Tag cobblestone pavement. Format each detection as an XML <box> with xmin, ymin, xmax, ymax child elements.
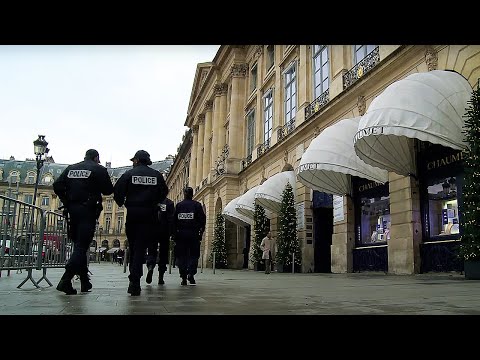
<box><xmin>1</xmin><ymin>262</ymin><xmax>480</xmax><ymax>315</ymax></box>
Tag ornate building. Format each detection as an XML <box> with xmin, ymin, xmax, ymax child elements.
<box><xmin>0</xmin><ymin>156</ymin><xmax>172</xmax><ymax>251</ymax></box>
<box><xmin>167</xmin><ymin>45</ymin><xmax>480</xmax><ymax>274</ymax></box>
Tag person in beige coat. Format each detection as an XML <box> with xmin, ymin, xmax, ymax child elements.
<box><xmin>260</xmin><ymin>231</ymin><xmax>275</xmax><ymax>274</ymax></box>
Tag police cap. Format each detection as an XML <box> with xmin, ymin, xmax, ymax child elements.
<box><xmin>130</xmin><ymin>150</ymin><xmax>152</xmax><ymax>165</ymax></box>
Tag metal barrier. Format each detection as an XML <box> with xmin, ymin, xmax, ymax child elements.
<box><xmin>0</xmin><ymin>195</ymin><xmax>70</xmax><ymax>288</ymax></box>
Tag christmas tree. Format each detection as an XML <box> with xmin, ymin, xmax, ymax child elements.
<box><xmin>459</xmin><ymin>85</ymin><xmax>480</xmax><ymax>262</ymax></box>
<box><xmin>276</xmin><ymin>182</ymin><xmax>302</xmax><ymax>267</ymax></box>
<box><xmin>209</xmin><ymin>213</ymin><xmax>228</xmax><ymax>268</ymax></box>
<box><xmin>251</xmin><ymin>203</ymin><xmax>269</xmax><ymax>266</ymax></box>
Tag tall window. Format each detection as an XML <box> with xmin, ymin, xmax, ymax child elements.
<box><xmin>263</xmin><ymin>90</ymin><xmax>273</xmax><ymax>143</ymax></box>
<box><xmin>9</xmin><ymin>172</ymin><xmax>19</xmax><ymax>184</ymax></box>
<box><xmin>106</xmin><ymin>199</ymin><xmax>113</xmax><ymax>211</ymax></box>
<box><xmin>116</xmin><ymin>215</ymin><xmax>123</xmax><ymax>234</ymax></box>
<box><xmin>313</xmin><ymin>45</ymin><xmax>329</xmax><ymax>99</ymax></box>
<box><xmin>41</xmin><ymin>196</ymin><xmax>50</xmax><ymax>206</ymax></box>
<box><xmin>266</xmin><ymin>45</ymin><xmax>275</xmax><ymax>71</ymax></box>
<box><xmin>354</xmin><ymin>45</ymin><xmax>376</xmax><ymax>64</ymax></box>
<box><xmin>246</xmin><ymin>109</ymin><xmax>255</xmax><ymax>156</ymax></box>
<box><xmin>24</xmin><ymin>194</ymin><xmax>33</xmax><ymax>204</ymax></box>
<box><xmin>250</xmin><ymin>64</ymin><xmax>257</xmax><ymax>93</ymax></box>
<box><xmin>105</xmin><ymin>216</ymin><xmax>111</xmax><ymax>234</ymax></box>
<box><xmin>284</xmin><ymin>63</ymin><xmax>297</xmax><ymax>124</ymax></box>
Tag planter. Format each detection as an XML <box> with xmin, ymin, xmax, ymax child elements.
<box><xmin>464</xmin><ymin>260</ymin><xmax>480</xmax><ymax>280</ymax></box>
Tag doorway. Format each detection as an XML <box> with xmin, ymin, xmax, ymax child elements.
<box><xmin>313</xmin><ymin>207</ymin><xmax>333</xmax><ymax>273</ymax></box>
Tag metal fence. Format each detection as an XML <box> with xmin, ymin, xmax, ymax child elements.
<box><xmin>0</xmin><ymin>195</ymin><xmax>72</xmax><ymax>288</ymax></box>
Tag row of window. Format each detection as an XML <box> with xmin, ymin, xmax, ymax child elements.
<box><xmin>3</xmin><ymin>172</ymin><xmax>54</xmax><ymax>185</ymax></box>
<box><xmin>244</xmin><ymin>45</ymin><xmax>375</xmax><ymax>160</ymax></box>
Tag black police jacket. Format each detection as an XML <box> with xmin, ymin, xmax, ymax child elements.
<box><xmin>53</xmin><ymin>159</ymin><xmax>113</xmax><ymax>208</ymax></box>
<box><xmin>158</xmin><ymin>197</ymin><xmax>175</xmax><ymax>237</ymax></box>
<box><xmin>173</xmin><ymin>199</ymin><xmax>206</xmax><ymax>242</ymax></box>
<box><xmin>113</xmin><ymin>164</ymin><xmax>168</xmax><ymax>223</ymax></box>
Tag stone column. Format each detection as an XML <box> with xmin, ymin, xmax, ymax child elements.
<box><xmin>196</xmin><ymin>114</ymin><xmax>205</xmax><ymax>187</ymax></box>
<box><xmin>211</xmin><ymin>83</ymin><xmax>227</xmax><ymax>174</ymax></box>
<box><xmin>227</xmin><ymin>63</ymin><xmax>247</xmax><ymax>174</ymax></box>
<box><xmin>189</xmin><ymin>125</ymin><xmax>198</xmax><ymax>187</ymax></box>
<box><xmin>388</xmin><ymin>173</ymin><xmax>422</xmax><ymax>274</ymax></box>
<box><xmin>331</xmin><ymin>195</ymin><xmax>355</xmax><ymax>273</ymax></box>
<box><xmin>203</xmin><ymin>100</ymin><xmax>213</xmax><ymax>181</ymax></box>
<box><xmin>217</xmin><ymin>86</ymin><xmax>228</xmax><ymax>159</ymax></box>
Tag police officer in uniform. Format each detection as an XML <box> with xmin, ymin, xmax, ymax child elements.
<box><xmin>54</xmin><ymin>149</ymin><xmax>114</xmax><ymax>295</ymax></box>
<box><xmin>113</xmin><ymin>150</ymin><xmax>168</xmax><ymax>296</ymax></box>
<box><xmin>173</xmin><ymin>187</ymin><xmax>206</xmax><ymax>285</ymax></box>
<box><xmin>145</xmin><ymin>196</ymin><xmax>175</xmax><ymax>285</ymax></box>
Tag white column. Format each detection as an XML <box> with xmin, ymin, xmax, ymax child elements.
<box><xmin>228</xmin><ymin>63</ymin><xmax>247</xmax><ymax>162</ymax></box>
<box><xmin>203</xmin><ymin>100</ymin><xmax>213</xmax><ymax>180</ymax></box>
<box><xmin>196</xmin><ymin>114</ymin><xmax>205</xmax><ymax>187</ymax></box>
<box><xmin>189</xmin><ymin>125</ymin><xmax>198</xmax><ymax>187</ymax></box>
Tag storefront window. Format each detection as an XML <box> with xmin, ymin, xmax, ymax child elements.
<box><xmin>427</xmin><ymin>176</ymin><xmax>460</xmax><ymax>237</ymax></box>
<box><xmin>353</xmin><ymin>177</ymin><xmax>390</xmax><ymax>246</ymax></box>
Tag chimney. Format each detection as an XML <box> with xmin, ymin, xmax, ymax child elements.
<box><xmin>105</xmin><ymin>162</ymin><xmax>111</xmax><ymax>169</ymax></box>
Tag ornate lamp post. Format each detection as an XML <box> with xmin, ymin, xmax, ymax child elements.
<box><xmin>32</xmin><ymin>135</ymin><xmax>49</xmax><ymax>207</ymax></box>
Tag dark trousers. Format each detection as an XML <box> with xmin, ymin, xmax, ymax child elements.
<box><xmin>146</xmin><ymin>234</ymin><xmax>170</xmax><ymax>273</ymax></box>
<box><xmin>125</xmin><ymin>221</ymin><xmax>155</xmax><ymax>283</ymax></box>
<box><xmin>65</xmin><ymin>204</ymin><xmax>96</xmax><ymax>279</ymax></box>
<box><xmin>175</xmin><ymin>240</ymin><xmax>200</xmax><ymax>278</ymax></box>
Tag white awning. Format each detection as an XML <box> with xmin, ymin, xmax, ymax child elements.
<box><xmin>222</xmin><ymin>196</ymin><xmax>253</xmax><ymax>226</ymax></box>
<box><xmin>235</xmin><ymin>186</ymin><xmax>260</xmax><ymax>220</ymax></box>
<box><xmin>298</xmin><ymin>117</ymin><xmax>388</xmax><ymax>195</ymax></box>
<box><xmin>96</xmin><ymin>247</ymin><xmax>107</xmax><ymax>253</ymax></box>
<box><xmin>255</xmin><ymin>171</ymin><xmax>296</xmax><ymax>213</ymax></box>
<box><xmin>354</xmin><ymin>70</ymin><xmax>472</xmax><ymax>176</ymax></box>
<box><xmin>107</xmin><ymin>247</ymin><xmax>120</xmax><ymax>254</ymax></box>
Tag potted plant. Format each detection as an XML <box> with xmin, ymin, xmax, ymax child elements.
<box><xmin>459</xmin><ymin>85</ymin><xmax>480</xmax><ymax>280</ymax></box>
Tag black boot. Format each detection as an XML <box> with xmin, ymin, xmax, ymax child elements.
<box><xmin>80</xmin><ymin>274</ymin><xmax>92</xmax><ymax>293</ymax></box>
<box><xmin>127</xmin><ymin>280</ymin><xmax>141</xmax><ymax>296</ymax></box>
<box><xmin>158</xmin><ymin>271</ymin><xmax>165</xmax><ymax>285</ymax></box>
<box><xmin>187</xmin><ymin>274</ymin><xmax>196</xmax><ymax>285</ymax></box>
<box><xmin>56</xmin><ymin>271</ymin><xmax>77</xmax><ymax>295</ymax></box>
<box><xmin>146</xmin><ymin>265</ymin><xmax>154</xmax><ymax>284</ymax></box>
<box><xmin>181</xmin><ymin>275</ymin><xmax>187</xmax><ymax>286</ymax></box>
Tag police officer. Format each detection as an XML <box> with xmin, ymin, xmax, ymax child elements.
<box><xmin>173</xmin><ymin>187</ymin><xmax>206</xmax><ymax>285</ymax></box>
<box><xmin>145</xmin><ymin>196</ymin><xmax>174</xmax><ymax>285</ymax></box>
<box><xmin>53</xmin><ymin>149</ymin><xmax>114</xmax><ymax>295</ymax></box>
<box><xmin>113</xmin><ymin>150</ymin><xmax>168</xmax><ymax>296</ymax></box>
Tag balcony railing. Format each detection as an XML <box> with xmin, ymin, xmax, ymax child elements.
<box><xmin>343</xmin><ymin>47</ymin><xmax>380</xmax><ymax>89</ymax></box>
<box><xmin>215</xmin><ymin>144</ymin><xmax>229</xmax><ymax>175</ymax></box>
<box><xmin>202</xmin><ymin>178</ymin><xmax>207</xmax><ymax>187</ymax></box>
<box><xmin>257</xmin><ymin>138</ymin><xmax>271</xmax><ymax>158</ymax></box>
<box><xmin>305</xmin><ymin>89</ymin><xmax>329</xmax><ymax>120</ymax></box>
<box><xmin>277</xmin><ymin>119</ymin><xmax>296</xmax><ymax>144</ymax></box>
<box><xmin>241</xmin><ymin>153</ymin><xmax>252</xmax><ymax>170</ymax></box>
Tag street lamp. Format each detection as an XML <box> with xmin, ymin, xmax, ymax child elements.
<box><xmin>32</xmin><ymin>135</ymin><xmax>49</xmax><ymax>207</ymax></box>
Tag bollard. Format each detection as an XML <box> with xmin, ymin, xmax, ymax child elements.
<box><xmin>291</xmin><ymin>253</ymin><xmax>295</xmax><ymax>274</ymax></box>
<box><xmin>168</xmin><ymin>249</ymin><xmax>172</xmax><ymax>274</ymax></box>
<box><xmin>123</xmin><ymin>247</ymin><xmax>128</xmax><ymax>273</ymax></box>
<box><xmin>201</xmin><ymin>251</ymin><xmax>203</xmax><ymax>273</ymax></box>
<box><xmin>213</xmin><ymin>252</ymin><xmax>216</xmax><ymax>274</ymax></box>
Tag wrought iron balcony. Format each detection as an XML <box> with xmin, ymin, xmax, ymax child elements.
<box><xmin>202</xmin><ymin>178</ymin><xmax>207</xmax><ymax>187</ymax></box>
<box><xmin>277</xmin><ymin>119</ymin><xmax>296</xmax><ymax>144</ymax></box>
<box><xmin>195</xmin><ymin>186</ymin><xmax>200</xmax><ymax>193</ymax></box>
<box><xmin>343</xmin><ymin>47</ymin><xmax>380</xmax><ymax>89</ymax></box>
<box><xmin>256</xmin><ymin>138</ymin><xmax>271</xmax><ymax>158</ymax></box>
<box><xmin>215</xmin><ymin>144</ymin><xmax>229</xmax><ymax>175</ymax></box>
<box><xmin>305</xmin><ymin>89</ymin><xmax>329</xmax><ymax>120</ymax></box>
<box><xmin>241</xmin><ymin>153</ymin><xmax>252</xmax><ymax>170</ymax></box>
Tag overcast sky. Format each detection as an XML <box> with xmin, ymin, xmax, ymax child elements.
<box><xmin>0</xmin><ymin>45</ymin><xmax>220</xmax><ymax>167</ymax></box>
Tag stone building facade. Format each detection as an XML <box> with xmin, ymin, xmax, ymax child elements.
<box><xmin>167</xmin><ymin>45</ymin><xmax>480</xmax><ymax>274</ymax></box>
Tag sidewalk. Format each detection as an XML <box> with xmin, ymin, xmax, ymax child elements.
<box><xmin>1</xmin><ymin>262</ymin><xmax>480</xmax><ymax>315</ymax></box>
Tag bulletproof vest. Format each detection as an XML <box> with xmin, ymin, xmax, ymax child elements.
<box><xmin>62</xmin><ymin>160</ymin><xmax>107</xmax><ymax>205</ymax></box>
<box><xmin>175</xmin><ymin>199</ymin><xmax>202</xmax><ymax>233</ymax></box>
<box><xmin>123</xmin><ymin>165</ymin><xmax>166</xmax><ymax>208</ymax></box>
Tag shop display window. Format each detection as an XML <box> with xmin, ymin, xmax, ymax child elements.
<box><xmin>427</xmin><ymin>176</ymin><xmax>460</xmax><ymax>237</ymax></box>
<box><xmin>358</xmin><ymin>195</ymin><xmax>390</xmax><ymax>245</ymax></box>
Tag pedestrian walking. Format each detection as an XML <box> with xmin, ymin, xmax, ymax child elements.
<box><xmin>53</xmin><ymin>149</ymin><xmax>114</xmax><ymax>295</ymax></box>
<box><xmin>145</xmin><ymin>196</ymin><xmax>175</xmax><ymax>285</ymax></box>
<box><xmin>173</xmin><ymin>187</ymin><xmax>206</xmax><ymax>285</ymax></box>
<box><xmin>260</xmin><ymin>231</ymin><xmax>275</xmax><ymax>274</ymax></box>
<box><xmin>113</xmin><ymin>150</ymin><xmax>168</xmax><ymax>296</ymax></box>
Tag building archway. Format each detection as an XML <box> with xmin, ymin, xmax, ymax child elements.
<box><xmin>113</xmin><ymin>239</ymin><xmax>120</xmax><ymax>248</ymax></box>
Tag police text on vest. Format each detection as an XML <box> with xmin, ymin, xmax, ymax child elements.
<box><xmin>178</xmin><ymin>212</ymin><xmax>194</xmax><ymax>219</ymax></box>
<box><xmin>132</xmin><ymin>176</ymin><xmax>157</xmax><ymax>185</ymax></box>
<box><xmin>67</xmin><ymin>170</ymin><xmax>91</xmax><ymax>178</ymax></box>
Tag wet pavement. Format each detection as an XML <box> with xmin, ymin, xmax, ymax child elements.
<box><xmin>1</xmin><ymin>262</ymin><xmax>479</xmax><ymax>315</ymax></box>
